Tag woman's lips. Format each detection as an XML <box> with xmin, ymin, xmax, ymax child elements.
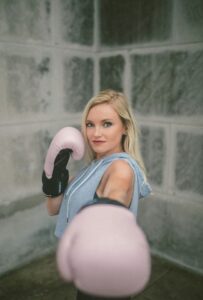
<box><xmin>92</xmin><ymin>140</ymin><xmax>105</xmax><ymax>145</ymax></box>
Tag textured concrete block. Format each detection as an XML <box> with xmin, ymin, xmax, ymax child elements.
<box><xmin>170</xmin><ymin>50</ymin><xmax>203</xmax><ymax>115</ymax></box>
<box><xmin>0</xmin><ymin>126</ymin><xmax>52</xmax><ymax>205</ymax></box>
<box><xmin>99</xmin><ymin>55</ymin><xmax>124</xmax><ymax>91</ymax></box>
<box><xmin>164</xmin><ymin>199</ymin><xmax>203</xmax><ymax>272</ymax></box>
<box><xmin>100</xmin><ymin>0</ymin><xmax>172</xmax><ymax>45</ymax></box>
<box><xmin>175</xmin><ymin>0</ymin><xmax>203</xmax><ymax>42</ymax></box>
<box><xmin>63</xmin><ymin>56</ymin><xmax>94</xmax><ymax>112</ymax></box>
<box><xmin>0</xmin><ymin>52</ymin><xmax>7</xmax><ymax>120</ymax></box>
<box><xmin>131</xmin><ymin>50</ymin><xmax>203</xmax><ymax>115</ymax></box>
<box><xmin>58</xmin><ymin>0</ymin><xmax>94</xmax><ymax>45</ymax></box>
<box><xmin>175</xmin><ymin>132</ymin><xmax>203</xmax><ymax>195</ymax></box>
<box><xmin>0</xmin><ymin>204</ymin><xmax>57</xmax><ymax>275</ymax></box>
<box><xmin>141</xmin><ymin>126</ymin><xmax>165</xmax><ymax>186</ymax></box>
<box><xmin>131</xmin><ymin>54</ymin><xmax>153</xmax><ymax>114</ymax></box>
<box><xmin>0</xmin><ymin>0</ymin><xmax>51</xmax><ymax>42</ymax></box>
<box><xmin>138</xmin><ymin>196</ymin><xmax>203</xmax><ymax>273</ymax></box>
<box><xmin>1</xmin><ymin>52</ymin><xmax>52</xmax><ymax>118</ymax></box>
<box><xmin>138</xmin><ymin>197</ymin><xmax>168</xmax><ymax>248</ymax></box>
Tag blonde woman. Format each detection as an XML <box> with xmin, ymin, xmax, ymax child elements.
<box><xmin>45</xmin><ymin>89</ymin><xmax>151</xmax><ymax>299</ymax></box>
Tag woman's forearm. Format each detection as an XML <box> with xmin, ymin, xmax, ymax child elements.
<box><xmin>46</xmin><ymin>194</ymin><xmax>63</xmax><ymax>215</ymax></box>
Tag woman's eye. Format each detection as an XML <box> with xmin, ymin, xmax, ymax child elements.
<box><xmin>86</xmin><ymin>122</ymin><xmax>93</xmax><ymax>128</ymax></box>
<box><xmin>103</xmin><ymin>122</ymin><xmax>112</xmax><ymax>128</ymax></box>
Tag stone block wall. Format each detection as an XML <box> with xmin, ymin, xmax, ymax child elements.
<box><xmin>0</xmin><ymin>0</ymin><xmax>202</xmax><ymax>275</ymax></box>
<box><xmin>0</xmin><ymin>0</ymin><xmax>95</xmax><ymax>275</ymax></box>
<box><xmin>99</xmin><ymin>0</ymin><xmax>203</xmax><ymax>273</ymax></box>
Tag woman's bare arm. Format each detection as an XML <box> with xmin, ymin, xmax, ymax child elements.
<box><xmin>97</xmin><ymin>160</ymin><xmax>134</xmax><ymax>207</ymax></box>
<box><xmin>46</xmin><ymin>194</ymin><xmax>63</xmax><ymax>215</ymax></box>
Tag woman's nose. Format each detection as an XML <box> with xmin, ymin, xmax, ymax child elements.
<box><xmin>93</xmin><ymin>126</ymin><xmax>102</xmax><ymax>137</ymax></box>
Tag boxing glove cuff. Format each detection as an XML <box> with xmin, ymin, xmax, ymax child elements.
<box><xmin>42</xmin><ymin>169</ymin><xmax>69</xmax><ymax>197</ymax></box>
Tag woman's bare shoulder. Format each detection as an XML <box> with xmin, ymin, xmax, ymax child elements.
<box><xmin>106</xmin><ymin>159</ymin><xmax>134</xmax><ymax>179</ymax></box>
<box><xmin>97</xmin><ymin>159</ymin><xmax>134</xmax><ymax>206</ymax></box>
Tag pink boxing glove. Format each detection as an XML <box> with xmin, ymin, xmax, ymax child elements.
<box><xmin>44</xmin><ymin>127</ymin><xmax>85</xmax><ymax>178</ymax></box>
<box><xmin>42</xmin><ymin>127</ymin><xmax>85</xmax><ymax>197</ymax></box>
<box><xmin>57</xmin><ymin>202</ymin><xmax>151</xmax><ymax>298</ymax></box>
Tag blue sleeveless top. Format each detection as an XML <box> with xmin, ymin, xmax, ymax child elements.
<box><xmin>55</xmin><ymin>152</ymin><xmax>151</xmax><ymax>238</ymax></box>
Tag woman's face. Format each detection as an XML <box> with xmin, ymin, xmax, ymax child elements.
<box><xmin>86</xmin><ymin>103</ymin><xmax>126</xmax><ymax>159</ymax></box>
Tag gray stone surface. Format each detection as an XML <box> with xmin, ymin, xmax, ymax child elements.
<box><xmin>131</xmin><ymin>54</ymin><xmax>154</xmax><ymax>114</ymax></box>
<box><xmin>0</xmin><ymin>126</ymin><xmax>51</xmax><ymax>204</ymax></box>
<box><xmin>175</xmin><ymin>132</ymin><xmax>203</xmax><ymax>195</ymax></box>
<box><xmin>163</xmin><ymin>199</ymin><xmax>203</xmax><ymax>271</ymax></box>
<box><xmin>58</xmin><ymin>0</ymin><xmax>94</xmax><ymax>45</ymax></box>
<box><xmin>63</xmin><ymin>56</ymin><xmax>94</xmax><ymax>112</ymax></box>
<box><xmin>170</xmin><ymin>50</ymin><xmax>203</xmax><ymax>115</ymax></box>
<box><xmin>99</xmin><ymin>55</ymin><xmax>124</xmax><ymax>91</ymax></box>
<box><xmin>0</xmin><ymin>0</ymin><xmax>51</xmax><ymax>42</ymax></box>
<box><xmin>0</xmin><ymin>51</ymin><xmax>52</xmax><ymax>118</ymax></box>
<box><xmin>0</xmin><ymin>203</ymin><xmax>57</xmax><ymax>275</ymax></box>
<box><xmin>100</xmin><ymin>0</ymin><xmax>172</xmax><ymax>45</ymax></box>
<box><xmin>138</xmin><ymin>196</ymin><xmax>203</xmax><ymax>273</ymax></box>
<box><xmin>174</xmin><ymin>0</ymin><xmax>203</xmax><ymax>42</ymax></box>
<box><xmin>140</xmin><ymin>126</ymin><xmax>165</xmax><ymax>186</ymax></box>
<box><xmin>131</xmin><ymin>50</ymin><xmax>203</xmax><ymax>115</ymax></box>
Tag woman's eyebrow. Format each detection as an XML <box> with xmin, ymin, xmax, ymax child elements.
<box><xmin>86</xmin><ymin>118</ymin><xmax>113</xmax><ymax>123</ymax></box>
<box><xmin>102</xmin><ymin>119</ymin><xmax>113</xmax><ymax>121</ymax></box>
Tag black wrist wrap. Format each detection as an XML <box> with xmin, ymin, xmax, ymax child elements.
<box><xmin>42</xmin><ymin>149</ymin><xmax>71</xmax><ymax>197</ymax></box>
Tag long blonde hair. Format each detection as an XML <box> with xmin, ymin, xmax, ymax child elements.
<box><xmin>81</xmin><ymin>89</ymin><xmax>146</xmax><ymax>176</ymax></box>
